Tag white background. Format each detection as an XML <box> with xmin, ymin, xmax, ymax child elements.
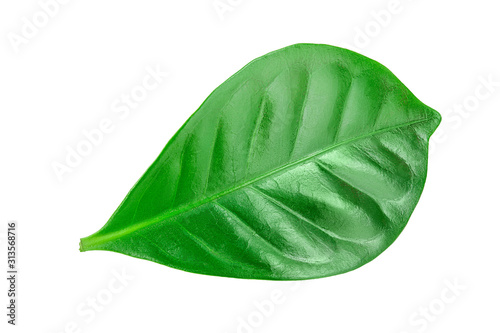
<box><xmin>1</xmin><ymin>0</ymin><xmax>499</xmax><ymax>332</ymax></box>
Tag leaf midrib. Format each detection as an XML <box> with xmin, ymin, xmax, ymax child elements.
<box><xmin>80</xmin><ymin>116</ymin><xmax>436</xmax><ymax>251</ymax></box>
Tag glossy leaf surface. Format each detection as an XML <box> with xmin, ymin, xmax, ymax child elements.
<box><xmin>80</xmin><ymin>44</ymin><xmax>441</xmax><ymax>280</ymax></box>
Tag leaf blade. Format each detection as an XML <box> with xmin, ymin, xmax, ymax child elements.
<box><xmin>80</xmin><ymin>43</ymin><xmax>441</xmax><ymax>280</ymax></box>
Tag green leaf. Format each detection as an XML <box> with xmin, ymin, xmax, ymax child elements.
<box><xmin>80</xmin><ymin>43</ymin><xmax>441</xmax><ymax>280</ymax></box>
